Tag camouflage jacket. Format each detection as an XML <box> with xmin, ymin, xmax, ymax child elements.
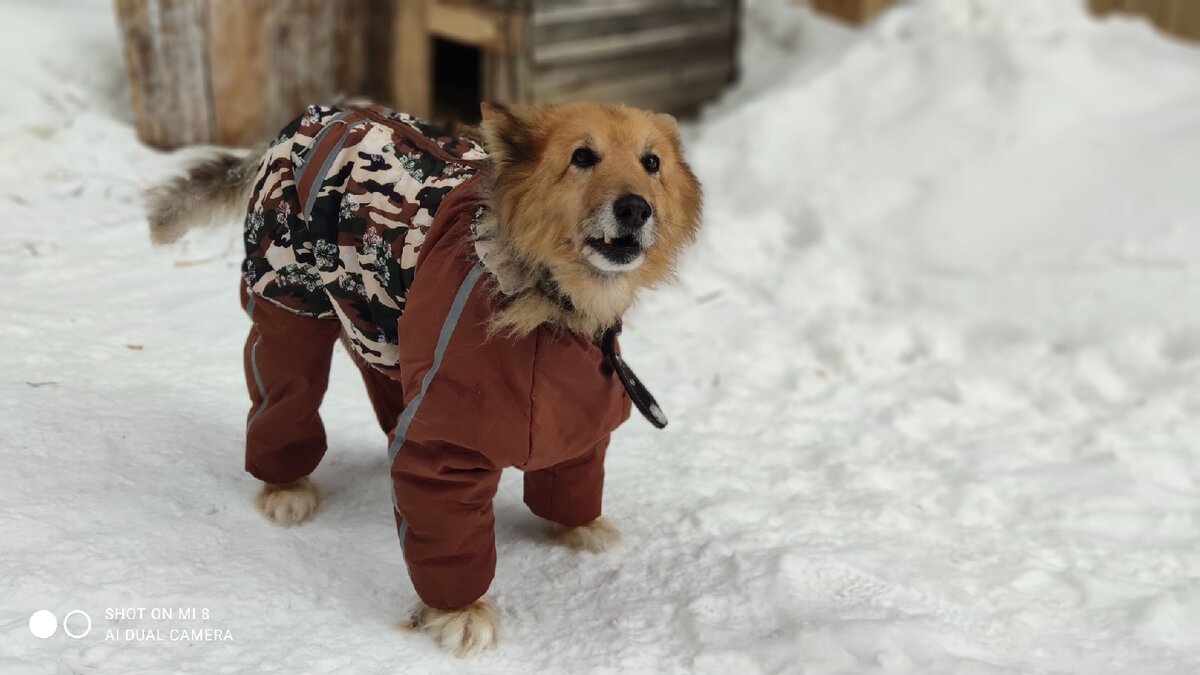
<box><xmin>243</xmin><ymin>103</ymin><xmax>488</xmax><ymax>368</ymax></box>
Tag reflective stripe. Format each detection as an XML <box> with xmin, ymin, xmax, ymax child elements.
<box><xmin>300</xmin><ymin>119</ymin><xmax>368</xmax><ymax>222</ymax></box>
<box><xmin>246</xmin><ymin>336</ymin><xmax>269</xmax><ymax>429</ymax></box>
<box><xmin>396</xmin><ymin>518</ymin><xmax>409</xmax><ymax>552</ymax></box>
<box><xmin>292</xmin><ymin>110</ymin><xmax>349</xmax><ymax>187</ymax></box>
<box><xmin>387</xmin><ymin>261</ymin><xmax>487</xmax><ymax>466</ymax></box>
<box><xmin>244</xmin><ymin>292</ymin><xmax>256</xmax><ymax>318</ymax></box>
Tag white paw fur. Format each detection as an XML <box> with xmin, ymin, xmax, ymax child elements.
<box><xmin>408</xmin><ymin>598</ymin><xmax>499</xmax><ymax>657</ymax></box>
<box><xmin>255</xmin><ymin>477</ymin><xmax>319</xmax><ymax>526</ymax></box>
<box><xmin>554</xmin><ymin>515</ymin><xmax>622</xmax><ymax>553</ymax></box>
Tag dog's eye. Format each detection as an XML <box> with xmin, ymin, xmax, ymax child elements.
<box><xmin>642</xmin><ymin>154</ymin><xmax>660</xmax><ymax>174</ymax></box>
<box><xmin>571</xmin><ymin>148</ymin><xmax>599</xmax><ymax>169</ymax></box>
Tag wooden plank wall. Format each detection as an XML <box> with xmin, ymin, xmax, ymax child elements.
<box><xmin>116</xmin><ymin>0</ymin><xmax>371</xmax><ymax>149</ymax></box>
<box><xmin>1090</xmin><ymin>0</ymin><xmax>1200</xmax><ymax>42</ymax></box>
<box><xmin>527</xmin><ymin>0</ymin><xmax>738</xmax><ymax>116</ymax></box>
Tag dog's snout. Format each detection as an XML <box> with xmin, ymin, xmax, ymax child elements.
<box><xmin>613</xmin><ymin>194</ymin><xmax>652</xmax><ymax>232</ymax></box>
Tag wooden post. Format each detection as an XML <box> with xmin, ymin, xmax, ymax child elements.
<box><xmin>115</xmin><ymin>0</ymin><xmax>214</xmax><ymax>148</ymax></box>
<box><xmin>1171</xmin><ymin>1</ymin><xmax>1200</xmax><ymax>40</ymax></box>
<box><xmin>811</xmin><ymin>0</ymin><xmax>894</xmax><ymax>24</ymax></box>
<box><xmin>207</xmin><ymin>0</ymin><xmax>269</xmax><ymax>147</ymax></box>
<box><xmin>481</xmin><ymin>40</ymin><xmax>523</xmax><ymax>105</ymax></box>
<box><xmin>393</xmin><ymin>0</ymin><xmax>432</xmax><ymax>118</ymax></box>
<box><xmin>493</xmin><ymin>2</ymin><xmax>530</xmax><ymax>105</ymax></box>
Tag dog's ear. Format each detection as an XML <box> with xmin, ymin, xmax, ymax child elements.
<box><xmin>653</xmin><ymin>112</ymin><xmax>684</xmax><ymax>149</ymax></box>
<box><xmin>480</xmin><ymin>102</ymin><xmax>539</xmax><ymax>166</ymax></box>
<box><xmin>651</xmin><ymin>111</ymin><xmax>689</xmax><ymax>162</ymax></box>
<box><xmin>655</xmin><ymin>113</ymin><xmax>679</xmax><ymax>136</ymax></box>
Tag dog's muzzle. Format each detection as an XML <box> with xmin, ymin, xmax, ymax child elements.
<box><xmin>583</xmin><ymin>194</ymin><xmax>654</xmax><ymax>272</ymax></box>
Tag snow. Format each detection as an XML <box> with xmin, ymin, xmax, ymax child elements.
<box><xmin>3</xmin><ymin>0</ymin><xmax>1200</xmax><ymax>672</ymax></box>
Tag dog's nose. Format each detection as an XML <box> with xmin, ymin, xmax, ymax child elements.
<box><xmin>613</xmin><ymin>194</ymin><xmax>652</xmax><ymax>233</ymax></box>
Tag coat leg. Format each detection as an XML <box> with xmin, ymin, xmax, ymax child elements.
<box><xmin>523</xmin><ymin>438</ymin><xmax>609</xmax><ymax>528</ymax></box>
<box><xmin>391</xmin><ymin>439</ymin><xmax>502</xmax><ymax>610</ymax></box>
<box><xmin>241</xmin><ymin>285</ymin><xmax>341</xmax><ymax>485</ymax></box>
<box><xmin>347</xmin><ymin>343</ymin><xmax>407</xmax><ymax>437</ymax></box>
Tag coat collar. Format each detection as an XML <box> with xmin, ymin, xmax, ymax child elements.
<box><xmin>471</xmin><ymin>206</ymin><xmax>578</xmax><ymax>314</ymax></box>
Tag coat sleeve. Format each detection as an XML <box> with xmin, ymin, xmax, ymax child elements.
<box><xmin>387</xmin><ymin>258</ymin><xmax>529</xmax><ymax>610</ymax></box>
<box><xmin>523</xmin><ymin>436</ymin><xmax>608</xmax><ymax>528</ymax></box>
<box><xmin>390</xmin><ymin>437</ymin><xmax>501</xmax><ymax>610</ymax></box>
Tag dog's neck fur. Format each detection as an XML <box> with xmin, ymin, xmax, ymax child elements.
<box><xmin>471</xmin><ymin>208</ymin><xmax>637</xmax><ymax>338</ymax></box>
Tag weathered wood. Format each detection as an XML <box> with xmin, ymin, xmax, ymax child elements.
<box><xmin>269</xmin><ymin>0</ymin><xmax>334</xmax><ymax>117</ymax></box>
<box><xmin>363</xmin><ymin>0</ymin><xmax>397</xmax><ymax>101</ymax></box>
<box><xmin>116</xmin><ymin>0</ymin><xmax>740</xmax><ymax>146</ymax></box>
<box><xmin>334</xmin><ymin>0</ymin><xmax>370</xmax><ymax>98</ymax></box>
<box><xmin>207</xmin><ymin>0</ymin><xmax>269</xmax><ymax>147</ymax></box>
<box><xmin>533</xmin><ymin>17</ymin><xmax>735</xmax><ymax>65</ymax></box>
<box><xmin>531</xmin><ymin>4</ymin><xmax>731</xmax><ymax>44</ymax></box>
<box><xmin>811</xmin><ymin>0</ymin><xmax>894</xmax><ymax>24</ymax></box>
<box><xmin>429</xmin><ymin>1</ymin><xmax>512</xmax><ymax>52</ymax></box>
<box><xmin>1091</xmin><ymin>0</ymin><xmax>1200</xmax><ymax>42</ymax></box>
<box><xmin>532</xmin><ymin>39</ymin><xmax>734</xmax><ymax>91</ymax></box>
<box><xmin>117</xmin><ymin>0</ymin><xmax>376</xmax><ymax>149</ymax></box>
<box><xmin>1169</xmin><ymin>0</ymin><xmax>1200</xmax><ymax>40</ymax></box>
<box><xmin>444</xmin><ymin>0</ymin><xmax>737</xmax><ymax>115</ymax></box>
<box><xmin>394</xmin><ymin>0</ymin><xmax>432</xmax><ymax>118</ymax></box>
<box><xmin>537</xmin><ymin>77</ymin><xmax>730</xmax><ymax>118</ymax></box>
<box><xmin>250</xmin><ymin>0</ymin><xmax>368</xmax><ymax>138</ymax></box>
<box><xmin>1123</xmin><ymin>0</ymin><xmax>1169</xmax><ymax>21</ymax></box>
<box><xmin>481</xmin><ymin>8</ymin><xmax>529</xmax><ymax>103</ymax></box>
<box><xmin>532</xmin><ymin>58</ymin><xmax>734</xmax><ymax>106</ymax></box>
<box><xmin>627</xmin><ymin>80</ymin><xmax>731</xmax><ymax>117</ymax></box>
<box><xmin>115</xmin><ymin>0</ymin><xmax>213</xmax><ymax>148</ymax></box>
<box><xmin>532</xmin><ymin>0</ymin><xmax>724</xmax><ymax>24</ymax></box>
<box><xmin>522</xmin><ymin>0</ymin><xmax>737</xmax><ymax>115</ymax></box>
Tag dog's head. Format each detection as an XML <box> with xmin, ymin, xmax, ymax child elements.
<box><xmin>479</xmin><ymin>101</ymin><xmax>702</xmax><ymax>326</ymax></box>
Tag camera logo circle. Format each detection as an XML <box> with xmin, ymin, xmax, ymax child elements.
<box><xmin>29</xmin><ymin>610</ymin><xmax>91</xmax><ymax>639</ymax></box>
<box><xmin>29</xmin><ymin>610</ymin><xmax>56</xmax><ymax>639</ymax></box>
<box><xmin>63</xmin><ymin>610</ymin><xmax>92</xmax><ymax>639</ymax></box>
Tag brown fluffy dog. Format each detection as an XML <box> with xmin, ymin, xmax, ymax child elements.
<box><xmin>148</xmin><ymin>101</ymin><xmax>702</xmax><ymax>657</ymax></box>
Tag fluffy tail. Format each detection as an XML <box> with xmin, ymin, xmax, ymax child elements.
<box><xmin>146</xmin><ymin>149</ymin><xmax>261</xmax><ymax>245</ymax></box>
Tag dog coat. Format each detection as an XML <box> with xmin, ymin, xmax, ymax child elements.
<box><xmin>242</xmin><ymin>104</ymin><xmax>632</xmax><ymax>609</ymax></box>
<box><xmin>244</xmin><ymin>103</ymin><xmax>489</xmax><ymax>367</ymax></box>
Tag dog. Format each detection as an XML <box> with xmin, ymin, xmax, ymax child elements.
<box><xmin>147</xmin><ymin>101</ymin><xmax>702</xmax><ymax>656</ymax></box>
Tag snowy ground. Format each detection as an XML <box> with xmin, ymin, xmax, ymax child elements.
<box><xmin>3</xmin><ymin>0</ymin><xmax>1200</xmax><ymax>672</ymax></box>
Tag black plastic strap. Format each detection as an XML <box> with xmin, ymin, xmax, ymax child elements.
<box><xmin>600</xmin><ymin>323</ymin><xmax>668</xmax><ymax>429</ymax></box>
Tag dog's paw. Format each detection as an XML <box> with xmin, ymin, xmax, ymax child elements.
<box><xmin>255</xmin><ymin>477</ymin><xmax>319</xmax><ymax>526</ymax></box>
<box><xmin>554</xmin><ymin>515</ymin><xmax>622</xmax><ymax>553</ymax></box>
<box><xmin>408</xmin><ymin>598</ymin><xmax>499</xmax><ymax>657</ymax></box>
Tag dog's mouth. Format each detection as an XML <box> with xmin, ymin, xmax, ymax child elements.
<box><xmin>586</xmin><ymin>234</ymin><xmax>641</xmax><ymax>261</ymax></box>
<box><xmin>583</xmin><ymin>234</ymin><xmax>645</xmax><ymax>272</ymax></box>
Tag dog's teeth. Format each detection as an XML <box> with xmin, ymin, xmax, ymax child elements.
<box><xmin>604</xmin><ymin>234</ymin><xmax>613</xmax><ymax>244</ymax></box>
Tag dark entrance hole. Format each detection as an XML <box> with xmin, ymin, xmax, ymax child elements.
<box><xmin>433</xmin><ymin>38</ymin><xmax>482</xmax><ymax>125</ymax></box>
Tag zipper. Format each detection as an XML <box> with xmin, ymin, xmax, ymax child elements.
<box><xmin>295</xmin><ymin>116</ymin><xmax>370</xmax><ymax>221</ymax></box>
<box><xmin>295</xmin><ymin>106</ymin><xmax>486</xmax><ymax>220</ymax></box>
<box><xmin>353</xmin><ymin>107</ymin><xmax>486</xmax><ymax>169</ymax></box>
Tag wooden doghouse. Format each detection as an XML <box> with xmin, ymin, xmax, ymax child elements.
<box><xmin>400</xmin><ymin>0</ymin><xmax>740</xmax><ymax>121</ymax></box>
